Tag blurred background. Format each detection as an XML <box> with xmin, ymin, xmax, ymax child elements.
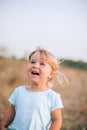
<box><xmin>0</xmin><ymin>0</ymin><xmax>87</xmax><ymax>130</ymax></box>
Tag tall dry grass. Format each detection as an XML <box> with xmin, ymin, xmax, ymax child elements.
<box><xmin>0</xmin><ymin>58</ymin><xmax>87</xmax><ymax>130</ymax></box>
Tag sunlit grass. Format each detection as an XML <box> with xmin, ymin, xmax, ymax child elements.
<box><xmin>0</xmin><ymin>58</ymin><xmax>87</xmax><ymax>129</ymax></box>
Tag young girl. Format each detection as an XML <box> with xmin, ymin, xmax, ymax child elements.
<box><xmin>0</xmin><ymin>48</ymin><xmax>64</xmax><ymax>130</ymax></box>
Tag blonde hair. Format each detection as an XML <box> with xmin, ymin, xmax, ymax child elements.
<box><xmin>29</xmin><ymin>47</ymin><xmax>68</xmax><ymax>88</ymax></box>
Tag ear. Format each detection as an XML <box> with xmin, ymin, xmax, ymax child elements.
<box><xmin>48</xmin><ymin>71</ymin><xmax>55</xmax><ymax>80</ymax></box>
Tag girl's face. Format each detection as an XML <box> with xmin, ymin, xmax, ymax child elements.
<box><xmin>27</xmin><ymin>51</ymin><xmax>53</xmax><ymax>86</ymax></box>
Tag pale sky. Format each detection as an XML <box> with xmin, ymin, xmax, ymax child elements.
<box><xmin>0</xmin><ymin>0</ymin><xmax>87</xmax><ymax>62</ymax></box>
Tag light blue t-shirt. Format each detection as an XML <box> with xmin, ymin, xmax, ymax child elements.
<box><xmin>8</xmin><ymin>86</ymin><xmax>63</xmax><ymax>130</ymax></box>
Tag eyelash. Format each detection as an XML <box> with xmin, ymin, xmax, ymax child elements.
<box><xmin>31</xmin><ymin>61</ymin><xmax>35</xmax><ymax>64</ymax></box>
<box><xmin>40</xmin><ymin>63</ymin><xmax>45</xmax><ymax>66</ymax></box>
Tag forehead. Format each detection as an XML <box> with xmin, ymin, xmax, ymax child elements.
<box><xmin>30</xmin><ymin>51</ymin><xmax>47</xmax><ymax>61</ymax></box>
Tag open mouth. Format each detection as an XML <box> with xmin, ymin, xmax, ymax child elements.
<box><xmin>31</xmin><ymin>71</ymin><xmax>40</xmax><ymax>76</ymax></box>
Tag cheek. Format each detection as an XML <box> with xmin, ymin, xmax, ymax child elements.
<box><xmin>27</xmin><ymin>63</ymin><xmax>31</xmax><ymax>70</ymax></box>
<box><xmin>44</xmin><ymin>69</ymin><xmax>52</xmax><ymax>78</ymax></box>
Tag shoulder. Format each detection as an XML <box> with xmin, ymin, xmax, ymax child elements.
<box><xmin>15</xmin><ymin>85</ymin><xmax>25</xmax><ymax>90</ymax></box>
<box><xmin>49</xmin><ymin>89</ymin><xmax>64</xmax><ymax>110</ymax></box>
<box><xmin>46</xmin><ymin>89</ymin><xmax>61</xmax><ymax>103</ymax></box>
<box><xmin>48</xmin><ymin>89</ymin><xmax>61</xmax><ymax>98</ymax></box>
<box><xmin>13</xmin><ymin>85</ymin><xmax>25</xmax><ymax>93</ymax></box>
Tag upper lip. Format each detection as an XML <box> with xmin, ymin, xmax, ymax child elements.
<box><xmin>31</xmin><ymin>70</ymin><xmax>40</xmax><ymax>75</ymax></box>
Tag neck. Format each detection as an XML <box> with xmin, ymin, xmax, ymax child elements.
<box><xmin>28</xmin><ymin>82</ymin><xmax>49</xmax><ymax>92</ymax></box>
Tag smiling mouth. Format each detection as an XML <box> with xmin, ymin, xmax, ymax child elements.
<box><xmin>31</xmin><ymin>71</ymin><xmax>40</xmax><ymax>76</ymax></box>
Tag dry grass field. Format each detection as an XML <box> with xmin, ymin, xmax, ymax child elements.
<box><xmin>0</xmin><ymin>58</ymin><xmax>87</xmax><ymax>130</ymax></box>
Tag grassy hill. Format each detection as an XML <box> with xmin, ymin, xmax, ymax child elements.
<box><xmin>61</xmin><ymin>59</ymin><xmax>87</xmax><ymax>70</ymax></box>
<box><xmin>0</xmin><ymin>58</ymin><xmax>87</xmax><ymax>130</ymax></box>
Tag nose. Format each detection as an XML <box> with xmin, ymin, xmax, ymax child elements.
<box><xmin>33</xmin><ymin>62</ymin><xmax>39</xmax><ymax>68</ymax></box>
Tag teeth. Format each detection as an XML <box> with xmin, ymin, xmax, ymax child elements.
<box><xmin>32</xmin><ymin>71</ymin><xmax>39</xmax><ymax>75</ymax></box>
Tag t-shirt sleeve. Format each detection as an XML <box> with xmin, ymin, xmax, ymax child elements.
<box><xmin>8</xmin><ymin>88</ymin><xmax>18</xmax><ymax>106</ymax></box>
<box><xmin>51</xmin><ymin>94</ymin><xmax>64</xmax><ymax>112</ymax></box>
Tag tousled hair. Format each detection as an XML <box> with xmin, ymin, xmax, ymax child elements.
<box><xmin>29</xmin><ymin>48</ymin><xmax>58</xmax><ymax>74</ymax></box>
<box><xmin>28</xmin><ymin>47</ymin><xmax>68</xmax><ymax>87</ymax></box>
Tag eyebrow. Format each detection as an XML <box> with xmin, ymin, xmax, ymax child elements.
<box><xmin>30</xmin><ymin>58</ymin><xmax>46</xmax><ymax>62</ymax></box>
